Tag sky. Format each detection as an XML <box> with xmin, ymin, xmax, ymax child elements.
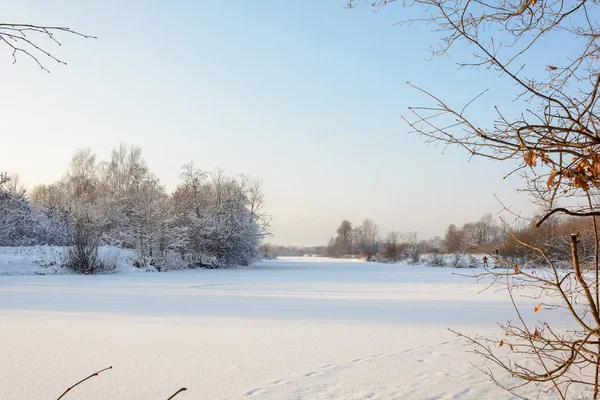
<box><xmin>1</xmin><ymin>1</ymin><xmax>543</xmax><ymax>246</ymax></box>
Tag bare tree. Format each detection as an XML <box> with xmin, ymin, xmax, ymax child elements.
<box><xmin>65</xmin><ymin>212</ymin><xmax>103</xmax><ymax>274</ymax></box>
<box><xmin>3</xmin><ymin>173</ymin><xmax>25</xmax><ymax>195</ymax></box>
<box><xmin>337</xmin><ymin>220</ymin><xmax>354</xmax><ymax>256</ymax></box>
<box><xmin>66</xmin><ymin>148</ymin><xmax>98</xmax><ymax>202</ymax></box>
<box><xmin>360</xmin><ymin>218</ymin><xmax>380</xmax><ymax>258</ymax></box>
<box><xmin>244</xmin><ymin>177</ymin><xmax>273</xmax><ymax>239</ymax></box>
<box><xmin>0</xmin><ymin>172</ymin><xmax>9</xmax><ymax>188</ymax></box>
<box><xmin>383</xmin><ymin>230</ymin><xmax>401</xmax><ymax>260</ymax></box>
<box><xmin>348</xmin><ymin>0</ymin><xmax>600</xmax><ymax>398</ymax></box>
<box><xmin>442</xmin><ymin>223</ymin><xmax>464</xmax><ymax>253</ymax></box>
<box><xmin>428</xmin><ymin>236</ymin><xmax>442</xmax><ymax>253</ymax></box>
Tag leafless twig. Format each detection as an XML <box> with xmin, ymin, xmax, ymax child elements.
<box><xmin>56</xmin><ymin>366</ymin><xmax>112</xmax><ymax>400</ymax></box>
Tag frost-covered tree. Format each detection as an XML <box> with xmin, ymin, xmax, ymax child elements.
<box><xmin>96</xmin><ymin>144</ymin><xmax>150</xmax><ymax>247</ymax></box>
<box><xmin>64</xmin><ymin>148</ymin><xmax>98</xmax><ymax>203</ymax></box>
<box><xmin>29</xmin><ymin>182</ymin><xmax>75</xmax><ymax>245</ymax></box>
<box><xmin>243</xmin><ymin>175</ymin><xmax>272</xmax><ymax>239</ymax></box>
<box><xmin>171</xmin><ymin>164</ymin><xmax>261</xmax><ymax>267</ymax></box>
<box><xmin>4</xmin><ymin>173</ymin><xmax>25</xmax><ymax>194</ymax></box>
<box><xmin>126</xmin><ymin>175</ymin><xmax>186</xmax><ymax>268</ymax></box>
<box><xmin>99</xmin><ymin>144</ymin><xmax>149</xmax><ymax>197</ymax></box>
<box><xmin>0</xmin><ymin>173</ymin><xmax>68</xmax><ymax>246</ymax></box>
<box><xmin>0</xmin><ymin>178</ymin><xmax>37</xmax><ymax>246</ymax></box>
<box><xmin>23</xmin><ymin>146</ymin><xmax>267</xmax><ymax>270</ymax></box>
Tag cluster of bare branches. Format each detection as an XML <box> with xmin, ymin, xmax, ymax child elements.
<box><xmin>0</xmin><ymin>23</ymin><xmax>94</xmax><ymax>72</ymax></box>
<box><xmin>55</xmin><ymin>366</ymin><xmax>187</xmax><ymax>399</ymax></box>
<box><xmin>449</xmin><ymin>232</ymin><xmax>600</xmax><ymax>398</ymax></box>
<box><xmin>347</xmin><ymin>0</ymin><xmax>600</xmax><ymax>398</ymax></box>
<box><xmin>352</xmin><ymin>0</ymin><xmax>600</xmax><ymax>214</ymax></box>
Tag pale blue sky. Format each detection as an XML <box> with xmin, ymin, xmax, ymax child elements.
<box><xmin>1</xmin><ymin>1</ymin><xmax>540</xmax><ymax>245</ymax></box>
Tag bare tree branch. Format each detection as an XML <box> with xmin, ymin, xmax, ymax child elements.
<box><xmin>166</xmin><ymin>387</ymin><xmax>187</xmax><ymax>400</ymax></box>
<box><xmin>0</xmin><ymin>23</ymin><xmax>95</xmax><ymax>72</ymax></box>
<box><xmin>55</xmin><ymin>366</ymin><xmax>112</xmax><ymax>400</ymax></box>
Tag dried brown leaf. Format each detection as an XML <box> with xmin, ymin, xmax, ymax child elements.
<box><xmin>547</xmin><ymin>169</ymin><xmax>556</xmax><ymax>188</ymax></box>
<box><xmin>524</xmin><ymin>151</ymin><xmax>537</xmax><ymax>167</ymax></box>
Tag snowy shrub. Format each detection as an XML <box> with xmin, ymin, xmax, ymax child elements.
<box><xmin>409</xmin><ymin>248</ymin><xmax>420</xmax><ymax>264</ymax></box>
<box><xmin>430</xmin><ymin>253</ymin><xmax>445</xmax><ymax>267</ymax></box>
<box><xmin>151</xmin><ymin>250</ymin><xmax>188</xmax><ymax>271</ymax></box>
<box><xmin>466</xmin><ymin>254</ymin><xmax>479</xmax><ymax>268</ymax></box>
<box><xmin>449</xmin><ymin>254</ymin><xmax>463</xmax><ymax>268</ymax></box>
<box><xmin>65</xmin><ymin>217</ymin><xmax>103</xmax><ymax>274</ymax></box>
<box><xmin>98</xmin><ymin>247</ymin><xmax>121</xmax><ymax>273</ymax></box>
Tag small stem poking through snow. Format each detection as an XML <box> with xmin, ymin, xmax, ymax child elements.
<box><xmin>166</xmin><ymin>387</ymin><xmax>187</xmax><ymax>399</ymax></box>
<box><xmin>56</xmin><ymin>366</ymin><xmax>112</xmax><ymax>400</ymax></box>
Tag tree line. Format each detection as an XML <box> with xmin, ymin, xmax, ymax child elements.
<box><xmin>0</xmin><ymin>144</ymin><xmax>270</xmax><ymax>272</ymax></box>
<box><xmin>259</xmin><ymin>244</ymin><xmax>327</xmax><ymax>258</ymax></box>
<box><xmin>321</xmin><ymin>213</ymin><xmax>597</xmax><ymax>266</ymax></box>
<box><xmin>324</xmin><ymin>218</ymin><xmax>441</xmax><ymax>261</ymax></box>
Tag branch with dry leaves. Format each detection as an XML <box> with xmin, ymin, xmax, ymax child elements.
<box><xmin>345</xmin><ymin>0</ymin><xmax>600</xmax><ymax>397</ymax></box>
<box><xmin>447</xmin><ymin>229</ymin><xmax>600</xmax><ymax>398</ymax></box>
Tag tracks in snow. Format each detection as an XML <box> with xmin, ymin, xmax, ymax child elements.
<box><xmin>238</xmin><ymin>340</ymin><xmax>466</xmax><ymax>400</ymax></box>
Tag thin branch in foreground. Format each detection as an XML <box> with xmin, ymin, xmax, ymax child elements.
<box><xmin>167</xmin><ymin>387</ymin><xmax>188</xmax><ymax>399</ymax></box>
<box><xmin>0</xmin><ymin>24</ymin><xmax>96</xmax><ymax>72</ymax></box>
<box><xmin>537</xmin><ymin>208</ymin><xmax>600</xmax><ymax>228</ymax></box>
<box><xmin>55</xmin><ymin>366</ymin><xmax>112</xmax><ymax>400</ymax></box>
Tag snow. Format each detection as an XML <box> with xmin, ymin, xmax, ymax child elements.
<box><xmin>0</xmin><ymin>246</ymin><xmax>68</xmax><ymax>275</ymax></box>
<box><xmin>0</xmin><ymin>257</ymin><xmax>571</xmax><ymax>399</ymax></box>
<box><xmin>0</xmin><ymin>245</ymin><xmax>496</xmax><ymax>277</ymax></box>
<box><xmin>0</xmin><ymin>246</ymin><xmax>148</xmax><ymax>276</ymax></box>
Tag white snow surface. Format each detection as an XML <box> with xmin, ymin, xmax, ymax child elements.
<box><xmin>0</xmin><ymin>257</ymin><xmax>571</xmax><ymax>399</ymax></box>
<box><xmin>0</xmin><ymin>245</ymin><xmax>143</xmax><ymax>275</ymax></box>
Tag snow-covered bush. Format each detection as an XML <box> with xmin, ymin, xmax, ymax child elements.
<box><xmin>429</xmin><ymin>253</ymin><xmax>445</xmax><ymax>267</ymax></box>
<box><xmin>415</xmin><ymin>253</ymin><xmax>486</xmax><ymax>268</ymax></box>
<box><xmin>64</xmin><ymin>216</ymin><xmax>103</xmax><ymax>274</ymax></box>
<box><xmin>98</xmin><ymin>247</ymin><xmax>121</xmax><ymax>273</ymax></box>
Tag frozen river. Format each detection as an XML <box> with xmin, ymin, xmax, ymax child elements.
<box><xmin>0</xmin><ymin>257</ymin><xmax>549</xmax><ymax>399</ymax></box>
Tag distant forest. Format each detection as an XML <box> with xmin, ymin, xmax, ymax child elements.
<box><xmin>267</xmin><ymin>213</ymin><xmax>599</xmax><ymax>266</ymax></box>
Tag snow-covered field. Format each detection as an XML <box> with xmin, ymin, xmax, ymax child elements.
<box><xmin>0</xmin><ymin>246</ymin><xmax>142</xmax><ymax>275</ymax></box>
<box><xmin>0</xmin><ymin>257</ymin><xmax>567</xmax><ymax>399</ymax></box>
